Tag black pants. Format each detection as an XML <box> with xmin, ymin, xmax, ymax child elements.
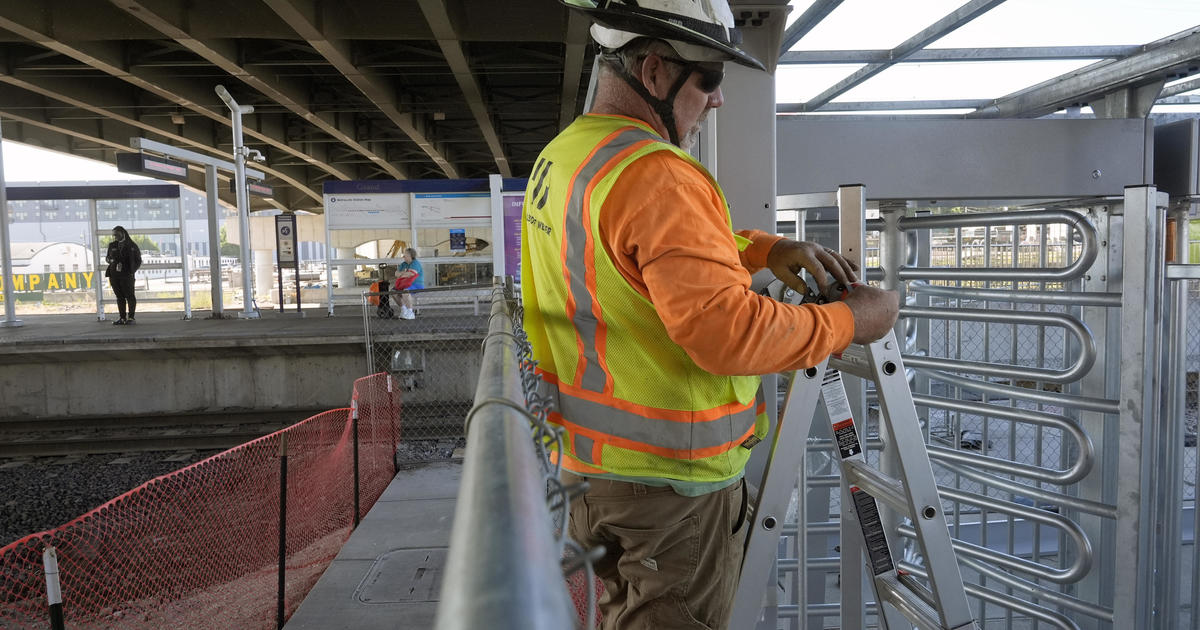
<box><xmin>109</xmin><ymin>275</ymin><xmax>136</xmax><ymax>319</ymax></box>
<box><xmin>377</xmin><ymin>292</ymin><xmax>394</xmax><ymax>318</ymax></box>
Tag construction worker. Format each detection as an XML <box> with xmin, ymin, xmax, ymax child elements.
<box><xmin>521</xmin><ymin>1</ymin><xmax>900</xmax><ymax>628</ymax></box>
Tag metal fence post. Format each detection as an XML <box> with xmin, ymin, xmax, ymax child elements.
<box><xmin>352</xmin><ymin>399</ymin><xmax>361</xmax><ymax>528</ymax></box>
<box><xmin>43</xmin><ymin>546</ymin><xmax>64</xmax><ymax>630</ymax></box>
<box><xmin>277</xmin><ymin>433</ymin><xmax>289</xmax><ymax>630</ymax></box>
<box><xmin>1113</xmin><ymin>185</ymin><xmax>1168</xmax><ymax>629</ymax></box>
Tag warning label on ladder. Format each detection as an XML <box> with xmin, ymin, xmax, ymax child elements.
<box><xmin>851</xmin><ymin>486</ymin><xmax>895</xmax><ymax>575</ymax></box>
<box><xmin>822</xmin><ymin>370</ymin><xmax>862</xmax><ymax>459</ymax></box>
<box><xmin>832</xmin><ymin>419</ymin><xmax>861</xmax><ymax>459</ymax></box>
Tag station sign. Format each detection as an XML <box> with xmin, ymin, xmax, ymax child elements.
<box><xmin>275</xmin><ymin>214</ymin><xmax>297</xmax><ymax>264</ymax></box>
<box><xmin>116</xmin><ymin>152</ymin><xmax>189</xmax><ymax>183</ymax></box>
<box><xmin>231</xmin><ymin>179</ymin><xmax>274</xmax><ymax>198</ymax></box>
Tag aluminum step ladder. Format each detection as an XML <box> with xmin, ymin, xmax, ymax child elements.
<box><xmin>728</xmin><ymin>319</ymin><xmax>979</xmax><ymax>630</ymax></box>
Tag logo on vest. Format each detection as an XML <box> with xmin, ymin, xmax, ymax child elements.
<box><xmin>740</xmin><ymin>435</ymin><xmax>762</xmax><ymax>450</ymax></box>
<box><xmin>525</xmin><ymin>156</ymin><xmax>555</xmax><ymax>237</ymax></box>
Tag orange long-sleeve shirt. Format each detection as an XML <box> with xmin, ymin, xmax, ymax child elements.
<box><xmin>598</xmin><ymin>149</ymin><xmax>854</xmax><ymax>375</ymax></box>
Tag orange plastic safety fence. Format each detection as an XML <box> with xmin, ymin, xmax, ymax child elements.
<box><xmin>0</xmin><ymin>373</ymin><xmax>401</xmax><ymax>630</ymax></box>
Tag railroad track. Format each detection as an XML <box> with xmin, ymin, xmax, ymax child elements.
<box><xmin>0</xmin><ymin>402</ymin><xmax>472</xmax><ymax>458</ymax></box>
<box><xmin>0</xmin><ymin>410</ymin><xmax>322</xmax><ymax>458</ymax></box>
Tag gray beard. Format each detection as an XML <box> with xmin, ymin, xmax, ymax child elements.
<box><xmin>679</xmin><ymin>109</ymin><xmax>710</xmax><ymax>151</ymax></box>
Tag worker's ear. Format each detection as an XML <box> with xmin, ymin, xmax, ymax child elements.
<box><xmin>638</xmin><ymin>54</ymin><xmax>671</xmax><ymax>99</ymax></box>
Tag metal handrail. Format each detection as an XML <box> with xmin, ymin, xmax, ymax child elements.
<box><xmin>915</xmin><ymin>394</ymin><xmax>1093</xmax><ymax>485</ymax></box>
<box><xmin>433</xmin><ymin>284</ymin><xmax>575</xmax><ymax>630</ymax></box>
<box><xmin>900</xmin><ymin>306</ymin><xmax>1096</xmax><ymax>384</ymax></box>
<box><xmin>935</xmin><ymin>487</ymin><xmax>1094</xmax><ymax>584</ymax></box>
<box><xmin>908</xmin><ymin>281</ymin><xmax>1122</xmax><ymax>307</ymax></box>
<box><xmin>897</xmin><ymin>209</ymin><xmax>1100</xmax><ymax>281</ymax></box>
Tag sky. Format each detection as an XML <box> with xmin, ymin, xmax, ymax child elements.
<box><xmin>3</xmin><ymin>0</ymin><xmax>1200</xmax><ymax>181</ymax></box>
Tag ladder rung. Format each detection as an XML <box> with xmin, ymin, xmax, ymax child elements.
<box><xmin>829</xmin><ymin>352</ymin><xmax>871</xmax><ymax>379</ymax></box>
<box><xmin>874</xmin><ymin>572</ymin><xmax>952</xmax><ymax>630</ymax></box>
<box><xmin>842</xmin><ymin>460</ymin><xmax>911</xmax><ymax>518</ymax></box>
<box><xmin>777</xmin><ymin>556</ymin><xmax>841</xmax><ymax>572</ymax></box>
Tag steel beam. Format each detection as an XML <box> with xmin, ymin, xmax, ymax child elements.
<box><xmin>0</xmin><ymin>110</ymin><xmax>225</xmax><ymax>202</ymax></box>
<box><xmin>0</xmin><ymin>76</ymin><xmax>320</xmax><ymax>203</ymax></box>
<box><xmin>417</xmin><ymin>0</ymin><xmax>512</xmax><ymax>177</ymax></box>
<box><xmin>1161</xmin><ymin>76</ymin><xmax>1200</xmax><ymax>99</ymax></box>
<box><xmin>0</xmin><ymin>4</ymin><xmax>348</xmax><ymax>183</ymax></box>
<box><xmin>781</xmin><ymin>45</ymin><xmax>1140</xmax><ymax>65</ymax></box>
<box><xmin>778</xmin><ymin>0</ymin><xmax>842</xmax><ymax>55</ymax></box>
<box><xmin>969</xmin><ymin>27</ymin><xmax>1200</xmax><ymax>119</ymax></box>
<box><xmin>559</xmin><ymin>10</ymin><xmax>590</xmax><ymax>131</ymax></box>
<box><xmin>261</xmin><ymin>0</ymin><xmax>461</xmax><ymax>179</ymax></box>
<box><xmin>109</xmin><ymin>0</ymin><xmax>406</xmax><ymax>180</ymax></box>
<box><xmin>778</xmin><ymin>99</ymin><xmax>987</xmax><ymax>112</ymax></box>
<box><xmin>802</xmin><ymin>0</ymin><xmax>1007</xmax><ymax>111</ymax></box>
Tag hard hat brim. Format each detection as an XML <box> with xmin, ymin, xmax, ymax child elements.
<box><xmin>563</xmin><ymin>0</ymin><xmax>765</xmax><ymax>71</ymax></box>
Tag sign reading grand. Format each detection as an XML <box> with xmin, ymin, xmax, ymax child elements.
<box><xmin>324</xmin><ymin>180</ymin><xmax>411</xmax><ymax>229</ymax></box>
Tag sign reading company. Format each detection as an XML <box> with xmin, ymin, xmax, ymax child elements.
<box><xmin>0</xmin><ymin>271</ymin><xmax>96</xmax><ymax>293</ymax></box>
<box><xmin>323</xmin><ymin>180</ymin><xmax>411</xmax><ymax>229</ymax></box>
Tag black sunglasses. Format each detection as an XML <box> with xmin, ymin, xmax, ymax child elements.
<box><xmin>659</xmin><ymin>56</ymin><xmax>725</xmax><ymax>93</ymax></box>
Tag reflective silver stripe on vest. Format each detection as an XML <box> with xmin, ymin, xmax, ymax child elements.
<box><xmin>564</xmin><ymin>126</ymin><xmax>660</xmax><ymax>393</ymax></box>
<box><xmin>574</xmin><ymin>434</ymin><xmax>597</xmax><ymax>464</ymax></box>
<box><xmin>543</xmin><ymin>379</ymin><xmax>759</xmax><ymax>455</ymax></box>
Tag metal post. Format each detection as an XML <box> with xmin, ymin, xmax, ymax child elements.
<box><xmin>277</xmin><ymin>258</ymin><xmax>285</xmax><ymax>312</ymax></box>
<box><xmin>352</xmin><ymin>400</ymin><xmax>361</xmax><ymax>528</ymax></box>
<box><xmin>215</xmin><ymin>85</ymin><xmax>259</xmax><ymax>319</ymax></box>
<box><xmin>90</xmin><ymin>199</ymin><xmax>104</xmax><ymax>321</ymax></box>
<box><xmin>325</xmin><ymin>218</ymin><xmax>335</xmax><ymax>317</ymax></box>
<box><xmin>43</xmin><ymin>546</ymin><xmax>64</xmax><ymax>630</ymax></box>
<box><xmin>1157</xmin><ymin>204</ymin><xmax>1189</xmax><ymax>630</ymax></box>
<box><xmin>277</xmin><ymin>433</ymin><xmax>289</xmax><ymax>630</ymax></box>
<box><xmin>0</xmin><ymin>129</ymin><xmax>22</xmax><ymax>328</ymax></box>
<box><xmin>178</xmin><ymin>194</ymin><xmax>192</xmax><ymax>319</ymax></box>
<box><xmin>836</xmin><ymin>184</ymin><xmax>867</xmax><ymax>630</ymax></box>
<box><xmin>1113</xmin><ymin>185</ymin><xmax>1168</xmax><ymax>629</ymax></box>
<box><xmin>205</xmin><ymin>165</ymin><xmax>224</xmax><ymax>317</ymax></box>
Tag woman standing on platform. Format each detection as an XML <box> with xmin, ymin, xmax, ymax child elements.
<box><xmin>105</xmin><ymin>225</ymin><xmax>142</xmax><ymax>325</ymax></box>
<box><xmin>395</xmin><ymin>248</ymin><xmax>423</xmax><ymax>320</ymax></box>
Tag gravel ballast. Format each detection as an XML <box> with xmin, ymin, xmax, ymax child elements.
<box><xmin>0</xmin><ymin>450</ymin><xmax>221</xmax><ymax>547</ymax></box>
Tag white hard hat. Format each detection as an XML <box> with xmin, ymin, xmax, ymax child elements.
<box><xmin>562</xmin><ymin>0</ymin><xmax>764</xmax><ymax>71</ymax></box>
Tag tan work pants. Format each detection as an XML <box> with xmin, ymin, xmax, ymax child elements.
<box><xmin>564</xmin><ymin>471</ymin><xmax>749</xmax><ymax>630</ymax></box>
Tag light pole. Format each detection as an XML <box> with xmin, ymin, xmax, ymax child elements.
<box><xmin>215</xmin><ymin>84</ymin><xmax>260</xmax><ymax>319</ymax></box>
<box><xmin>0</xmin><ymin>121</ymin><xmax>22</xmax><ymax>327</ymax></box>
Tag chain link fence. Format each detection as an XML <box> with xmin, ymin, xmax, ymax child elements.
<box><xmin>1184</xmin><ymin>282</ymin><xmax>1200</xmax><ymax>506</ymax></box>
<box><xmin>362</xmin><ymin>283</ymin><xmax>493</xmax><ymax>464</ymax></box>
<box><xmin>433</xmin><ymin>280</ymin><xmax>602</xmax><ymax>630</ymax></box>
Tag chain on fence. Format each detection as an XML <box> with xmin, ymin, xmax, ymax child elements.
<box><xmin>0</xmin><ymin>373</ymin><xmax>399</xmax><ymax>630</ymax></box>
<box><xmin>363</xmin><ymin>283</ymin><xmax>493</xmax><ymax>465</ymax></box>
<box><xmin>505</xmin><ymin>299</ymin><xmax>605</xmax><ymax>630</ymax></box>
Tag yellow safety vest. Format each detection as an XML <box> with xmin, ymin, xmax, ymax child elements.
<box><xmin>521</xmin><ymin>114</ymin><xmax>767</xmax><ymax>484</ymax></box>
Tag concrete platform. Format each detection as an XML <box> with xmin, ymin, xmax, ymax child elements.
<box><xmin>284</xmin><ymin>460</ymin><xmax>462</xmax><ymax>630</ymax></box>
<box><xmin>0</xmin><ymin>306</ymin><xmax>487</xmax><ymax>362</ymax></box>
<box><xmin>0</xmin><ymin>307</ymin><xmax>487</xmax><ymax>420</ymax></box>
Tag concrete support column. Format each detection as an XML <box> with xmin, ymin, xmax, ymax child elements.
<box><xmin>254</xmin><ymin>249</ymin><xmax>273</xmax><ymax>300</ymax></box>
<box><xmin>336</xmin><ymin>248</ymin><xmax>356</xmax><ymax>289</ymax></box>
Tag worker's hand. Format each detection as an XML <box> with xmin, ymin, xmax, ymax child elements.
<box><xmin>841</xmin><ymin>284</ymin><xmax>900</xmax><ymax>344</ymax></box>
<box><xmin>765</xmin><ymin>239</ymin><xmax>859</xmax><ymax>296</ymax></box>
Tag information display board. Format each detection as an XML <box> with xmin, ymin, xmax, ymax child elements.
<box><xmin>324</xmin><ymin>181</ymin><xmax>411</xmax><ymax>229</ymax></box>
<box><xmin>275</xmin><ymin>214</ymin><xmax>297</xmax><ymax>264</ymax></box>
<box><xmin>449</xmin><ymin>228</ymin><xmax>467</xmax><ymax>251</ymax></box>
<box><xmin>413</xmin><ymin>192</ymin><xmax>490</xmax><ymax>226</ymax></box>
<box><xmin>502</xmin><ymin>194</ymin><xmax>524</xmax><ymax>282</ymax></box>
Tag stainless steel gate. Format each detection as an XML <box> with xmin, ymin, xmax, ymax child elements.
<box><xmin>773</xmin><ymin>186</ymin><xmax>1180</xmax><ymax>630</ymax></box>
